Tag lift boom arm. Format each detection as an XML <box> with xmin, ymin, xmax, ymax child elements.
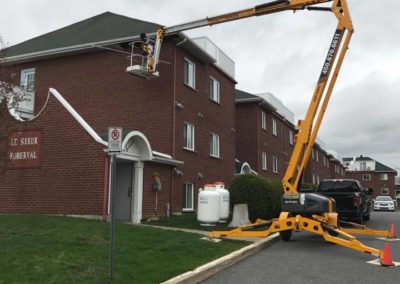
<box><xmin>146</xmin><ymin>0</ymin><xmax>353</xmax><ymax>195</ymax></box>
<box><xmin>136</xmin><ymin>1</ymin><xmax>397</xmax><ymax>264</ymax></box>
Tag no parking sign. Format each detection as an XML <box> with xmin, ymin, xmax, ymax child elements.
<box><xmin>108</xmin><ymin>127</ymin><xmax>122</xmax><ymax>153</ymax></box>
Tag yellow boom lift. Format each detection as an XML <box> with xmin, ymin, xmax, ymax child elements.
<box><xmin>129</xmin><ymin>0</ymin><xmax>397</xmax><ymax>264</ymax></box>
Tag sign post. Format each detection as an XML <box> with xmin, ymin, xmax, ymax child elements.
<box><xmin>108</xmin><ymin>127</ymin><xmax>122</xmax><ymax>280</ymax></box>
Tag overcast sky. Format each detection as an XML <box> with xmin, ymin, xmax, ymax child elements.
<box><xmin>1</xmin><ymin>0</ymin><xmax>399</xmax><ymax>171</ymax></box>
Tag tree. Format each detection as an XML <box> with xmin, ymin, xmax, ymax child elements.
<box><xmin>0</xmin><ymin>41</ymin><xmax>26</xmax><ymax>115</ymax></box>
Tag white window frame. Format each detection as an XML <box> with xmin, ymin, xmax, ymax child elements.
<box><xmin>183</xmin><ymin>183</ymin><xmax>194</xmax><ymax>211</ymax></box>
<box><xmin>261</xmin><ymin>111</ymin><xmax>267</xmax><ymax>130</ymax></box>
<box><xmin>289</xmin><ymin>130</ymin><xmax>294</xmax><ymax>145</ymax></box>
<box><xmin>272</xmin><ymin>156</ymin><xmax>278</xmax><ymax>173</ymax></box>
<box><xmin>184</xmin><ymin>58</ymin><xmax>196</xmax><ymax>89</ymax></box>
<box><xmin>209</xmin><ymin>132</ymin><xmax>220</xmax><ymax>158</ymax></box>
<box><xmin>380</xmin><ymin>173</ymin><xmax>388</xmax><ymax>181</ymax></box>
<box><xmin>360</xmin><ymin>162</ymin><xmax>367</xmax><ymax>171</ymax></box>
<box><xmin>17</xmin><ymin>68</ymin><xmax>36</xmax><ymax>116</ymax></box>
<box><xmin>272</xmin><ymin>119</ymin><xmax>277</xmax><ymax>136</ymax></box>
<box><xmin>262</xmin><ymin>152</ymin><xmax>267</xmax><ymax>171</ymax></box>
<box><xmin>209</xmin><ymin>76</ymin><xmax>220</xmax><ymax>103</ymax></box>
<box><xmin>183</xmin><ymin>122</ymin><xmax>195</xmax><ymax>151</ymax></box>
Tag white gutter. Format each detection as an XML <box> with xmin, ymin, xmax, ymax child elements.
<box><xmin>0</xmin><ymin>32</ymin><xmax>157</xmax><ymax>64</ymax></box>
<box><xmin>49</xmin><ymin>88</ymin><xmax>107</xmax><ymax>146</ymax></box>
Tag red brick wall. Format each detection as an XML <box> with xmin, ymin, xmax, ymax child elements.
<box><xmin>1</xmin><ymin>38</ymin><xmax>237</xmax><ymax>215</ymax></box>
<box><xmin>235</xmin><ymin>103</ymin><xmax>294</xmax><ymax>181</ymax></box>
<box><xmin>235</xmin><ymin>103</ymin><xmax>258</xmax><ymax>169</ymax></box>
<box><xmin>346</xmin><ymin>171</ymin><xmax>396</xmax><ymax>198</ymax></box>
<box><xmin>142</xmin><ymin>162</ymin><xmax>173</xmax><ymax>218</ymax></box>
<box><xmin>0</xmin><ymin>95</ymin><xmax>106</xmax><ymax>214</ymax></box>
<box><xmin>172</xmin><ymin>46</ymin><xmax>237</xmax><ymax>211</ymax></box>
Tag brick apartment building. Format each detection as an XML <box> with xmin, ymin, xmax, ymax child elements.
<box><xmin>1</xmin><ymin>12</ymin><xmax>352</xmax><ymax>223</ymax></box>
<box><xmin>234</xmin><ymin>89</ymin><xmax>346</xmax><ymax>186</ymax></box>
<box><xmin>235</xmin><ymin>90</ymin><xmax>295</xmax><ymax>179</ymax></box>
<box><xmin>343</xmin><ymin>155</ymin><xmax>397</xmax><ymax>198</ymax></box>
<box><xmin>303</xmin><ymin>144</ymin><xmax>345</xmax><ymax>186</ymax></box>
<box><xmin>0</xmin><ymin>12</ymin><xmax>236</xmax><ymax>222</ymax></box>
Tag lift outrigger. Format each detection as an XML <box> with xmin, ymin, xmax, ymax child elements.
<box><xmin>129</xmin><ymin>0</ymin><xmax>398</xmax><ymax>265</ymax></box>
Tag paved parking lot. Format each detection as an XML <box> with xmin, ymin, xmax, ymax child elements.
<box><xmin>203</xmin><ymin>211</ymin><xmax>400</xmax><ymax>284</ymax></box>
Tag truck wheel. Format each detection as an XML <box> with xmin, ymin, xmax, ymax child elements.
<box><xmin>279</xmin><ymin>230</ymin><xmax>292</xmax><ymax>242</ymax></box>
<box><xmin>364</xmin><ymin>208</ymin><xmax>370</xmax><ymax>220</ymax></box>
<box><xmin>357</xmin><ymin>208</ymin><xmax>364</xmax><ymax>224</ymax></box>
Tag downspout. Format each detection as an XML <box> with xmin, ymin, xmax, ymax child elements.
<box><xmin>170</xmin><ymin>42</ymin><xmax>178</xmax><ymax>214</ymax></box>
<box><xmin>102</xmin><ymin>155</ymin><xmax>110</xmax><ymax>222</ymax></box>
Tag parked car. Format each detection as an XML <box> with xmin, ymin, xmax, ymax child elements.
<box><xmin>316</xmin><ymin>179</ymin><xmax>371</xmax><ymax>224</ymax></box>
<box><xmin>374</xmin><ymin>196</ymin><xmax>396</xmax><ymax>211</ymax></box>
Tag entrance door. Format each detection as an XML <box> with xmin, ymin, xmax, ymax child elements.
<box><xmin>115</xmin><ymin>163</ymin><xmax>133</xmax><ymax>221</ymax></box>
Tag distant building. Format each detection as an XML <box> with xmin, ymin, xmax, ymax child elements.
<box><xmin>343</xmin><ymin>155</ymin><xmax>397</xmax><ymax>198</ymax></box>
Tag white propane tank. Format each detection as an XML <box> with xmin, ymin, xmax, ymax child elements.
<box><xmin>214</xmin><ymin>182</ymin><xmax>230</xmax><ymax>222</ymax></box>
<box><xmin>197</xmin><ymin>184</ymin><xmax>220</xmax><ymax>226</ymax></box>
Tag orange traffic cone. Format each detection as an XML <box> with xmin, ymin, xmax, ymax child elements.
<box><xmin>381</xmin><ymin>243</ymin><xmax>394</xmax><ymax>267</ymax></box>
<box><xmin>389</xmin><ymin>223</ymin><xmax>396</xmax><ymax>238</ymax></box>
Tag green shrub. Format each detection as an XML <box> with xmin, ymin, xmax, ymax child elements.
<box><xmin>299</xmin><ymin>182</ymin><xmax>317</xmax><ymax>192</ymax></box>
<box><xmin>229</xmin><ymin>174</ymin><xmax>283</xmax><ymax>221</ymax></box>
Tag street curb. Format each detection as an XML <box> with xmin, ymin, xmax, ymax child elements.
<box><xmin>161</xmin><ymin>233</ymin><xmax>280</xmax><ymax>284</ymax></box>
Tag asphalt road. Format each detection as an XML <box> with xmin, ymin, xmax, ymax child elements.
<box><xmin>203</xmin><ymin>211</ymin><xmax>400</xmax><ymax>284</ymax></box>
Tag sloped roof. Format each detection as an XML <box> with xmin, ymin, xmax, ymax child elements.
<box><xmin>1</xmin><ymin>12</ymin><xmax>161</xmax><ymax>59</ymax></box>
<box><xmin>375</xmin><ymin>161</ymin><xmax>397</xmax><ymax>173</ymax></box>
<box><xmin>235</xmin><ymin>89</ymin><xmax>276</xmax><ymax>111</ymax></box>
<box><xmin>235</xmin><ymin>89</ymin><xmax>259</xmax><ymax>101</ymax></box>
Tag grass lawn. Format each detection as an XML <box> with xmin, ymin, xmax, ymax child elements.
<box><xmin>144</xmin><ymin>213</ymin><xmax>233</xmax><ymax>231</ymax></box>
<box><xmin>0</xmin><ymin>214</ymin><xmax>248</xmax><ymax>283</ymax></box>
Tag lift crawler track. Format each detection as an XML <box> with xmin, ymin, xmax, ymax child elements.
<box><xmin>208</xmin><ymin>213</ymin><xmax>387</xmax><ymax>259</ymax></box>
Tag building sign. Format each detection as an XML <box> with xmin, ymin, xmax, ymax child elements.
<box><xmin>7</xmin><ymin>130</ymin><xmax>42</xmax><ymax>168</ymax></box>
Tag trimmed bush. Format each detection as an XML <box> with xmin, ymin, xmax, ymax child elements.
<box><xmin>299</xmin><ymin>182</ymin><xmax>317</xmax><ymax>192</ymax></box>
<box><xmin>229</xmin><ymin>174</ymin><xmax>283</xmax><ymax>221</ymax></box>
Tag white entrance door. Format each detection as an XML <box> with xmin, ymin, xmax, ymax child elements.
<box><xmin>115</xmin><ymin>163</ymin><xmax>133</xmax><ymax>221</ymax></box>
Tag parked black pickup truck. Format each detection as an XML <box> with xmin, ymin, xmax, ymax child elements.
<box><xmin>316</xmin><ymin>179</ymin><xmax>372</xmax><ymax>224</ymax></box>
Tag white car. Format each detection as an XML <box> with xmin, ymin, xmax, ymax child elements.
<box><xmin>374</xmin><ymin>196</ymin><xmax>396</xmax><ymax>211</ymax></box>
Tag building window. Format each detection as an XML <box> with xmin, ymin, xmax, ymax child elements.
<box><xmin>312</xmin><ymin>174</ymin><xmax>316</xmax><ymax>184</ymax></box>
<box><xmin>327</xmin><ymin>160</ymin><xmax>330</xmax><ymax>168</ymax></box>
<box><xmin>261</xmin><ymin>112</ymin><xmax>266</xmax><ymax>130</ymax></box>
<box><xmin>363</xmin><ymin>174</ymin><xmax>371</xmax><ymax>181</ymax></box>
<box><xmin>323</xmin><ymin>156</ymin><xmax>326</xmax><ymax>166</ymax></box>
<box><xmin>209</xmin><ymin>76</ymin><xmax>220</xmax><ymax>103</ymax></box>
<box><xmin>380</xmin><ymin>173</ymin><xmax>388</xmax><ymax>181</ymax></box>
<box><xmin>289</xmin><ymin>130</ymin><xmax>294</xmax><ymax>145</ymax></box>
<box><xmin>183</xmin><ymin>122</ymin><xmax>195</xmax><ymax>150</ymax></box>
<box><xmin>381</xmin><ymin>188</ymin><xmax>389</xmax><ymax>195</ymax></box>
<box><xmin>272</xmin><ymin>156</ymin><xmax>278</xmax><ymax>173</ymax></box>
<box><xmin>360</xmin><ymin>162</ymin><xmax>367</xmax><ymax>171</ymax></box>
<box><xmin>209</xmin><ymin>132</ymin><xmax>220</xmax><ymax>158</ymax></box>
<box><xmin>184</xmin><ymin>58</ymin><xmax>196</xmax><ymax>89</ymax></box>
<box><xmin>17</xmin><ymin>68</ymin><xmax>36</xmax><ymax>117</ymax></box>
<box><xmin>262</xmin><ymin>152</ymin><xmax>267</xmax><ymax>171</ymax></box>
<box><xmin>316</xmin><ymin>150</ymin><xmax>319</xmax><ymax>162</ymax></box>
<box><xmin>317</xmin><ymin>175</ymin><xmax>320</xmax><ymax>184</ymax></box>
<box><xmin>272</xmin><ymin>119</ymin><xmax>277</xmax><ymax>136</ymax></box>
<box><xmin>183</xmin><ymin>183</ymin><xmax>194</xmax><ymax>211</ymax></box>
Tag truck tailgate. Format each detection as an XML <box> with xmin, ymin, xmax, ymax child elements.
<box><xmin>318</xmin><ymin>192</ymin><xmax>355</xmax><ymax>210</ymax></box>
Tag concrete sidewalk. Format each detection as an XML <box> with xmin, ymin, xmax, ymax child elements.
<box><xmin>140</xmin><ymin>224</ymin><xmax>280</xmax><ymax>283</ymax></box>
